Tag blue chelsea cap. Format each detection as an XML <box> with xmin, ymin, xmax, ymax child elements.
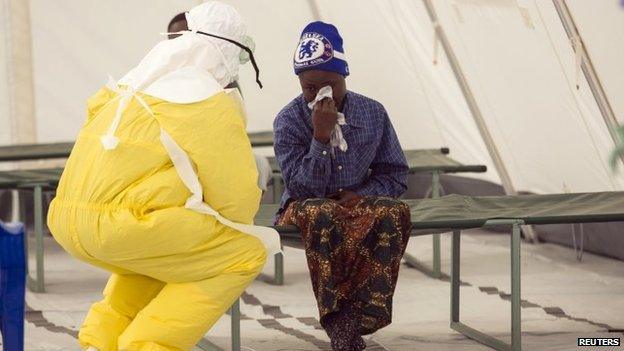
<box><xmin>293</xmin><ymin>21</ymin><xmax>349</xmax><ymax>76</ymax></box>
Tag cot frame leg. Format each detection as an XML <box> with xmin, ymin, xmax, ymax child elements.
<box><xmin>261</xmin><ymin>252</ymin><xmax>285</xmax><ymax>286</ymax></box>
<box><xmin>273</xmin><ymin>252</ymin><xmax>284</xmax><ymax>285</ymax></box>
<box><xmin>450</xmin><ymin>230</ymin><xmax>460</xmax><ymax>323</ymax></box>
<box><xmin>231</xmin><ymin>297</ymin><xmax>241</xmax><ymax>351</ymax></box>
<box><xmin>404</xmin><ymin>171</ymin><xmax>443</xmax><ymax>278</ymax></box>
<box><xmin>272</xmin><ymin>174</ymin><xmax>283</xmax><ymax>204</ymax></box>
<box><xmin>196</xmin><ymin>298</ymin><xmax>241</xmax><ymax>351</ymax></box>
<box><xmin>24</xmin><ymin>184</ymin><xmax>45</xmax><ymax>293</ymax></box>
<box><xmin>266</xmin><ymin>174</ymin><xmax>285</xmax><ymax>285</ymax></box>
<box><xmin>449</xmin><ymin>220</ymin><xmax>523</xmax><ymax>351</ymax></box>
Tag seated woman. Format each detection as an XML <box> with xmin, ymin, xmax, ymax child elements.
<box><xmin>274</xmin><ymin>21</ymin><xmax>411</xmax><ymax>351</ymax></box>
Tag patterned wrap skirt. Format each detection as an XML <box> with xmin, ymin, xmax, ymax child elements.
<box><xmin>277</xmin><ymin>196</ymin><xmax>412</xmax><ymax>335</ymax></box>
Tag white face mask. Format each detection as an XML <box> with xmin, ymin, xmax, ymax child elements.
<box><xmin>212</xmin><ymin>41</ymin><xmax>237</xmax><ymax>86</ymax></box>
<box><xmin>195</xmin><ymin>30</ymin><xmax>263</xmax><ymax>88</ymax></box>
<box><xmin>239</xmin><ymin>35</ymin><xmax>255</xmax><ymax>65</ymax></box>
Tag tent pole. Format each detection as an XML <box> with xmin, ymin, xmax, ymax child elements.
<box><xmin>421</xmin><ymin>0</ymin><xmax>538</xmax><ymax>243</ymax></box>
<box><xmin>1</xmin><ymin>0</ymin><xmax>37</xmax><ymax>146</ymax></box>
<box><xmin>552</xmin><ymin>0</ymin><xmax>624</xmax><ymax>166</ymax></box>
<box><xmin>306</xmin><ymin>0</ymin><xmax>321</xmax><ymax>21</ymax></box>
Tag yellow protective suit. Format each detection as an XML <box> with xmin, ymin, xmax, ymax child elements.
<box><xmin>47</xmin><ymin>86</ymin><xmax>267</xmax><ymax>351</ymax></box>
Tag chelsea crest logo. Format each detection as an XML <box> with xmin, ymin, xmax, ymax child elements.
<box><xmin>294</xmin><ymin>32</ymin><xmax>334</xmax><ymax>69</ymax></box>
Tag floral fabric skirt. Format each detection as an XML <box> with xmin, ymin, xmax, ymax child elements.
<box><xmin>277</xmin><ymin>197</ymin><xmax>412</xmax><ymax>334</ymax></box>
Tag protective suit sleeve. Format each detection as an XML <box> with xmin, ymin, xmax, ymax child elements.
<box><xmin>85</xmin><ymin>87</ymin><xmax>117</xmax><ymax>124</ymax></box>
<box><xmin>156</xmin><ymin>93</ymin><xmax>261</xmax><ymax>225</ymax></box>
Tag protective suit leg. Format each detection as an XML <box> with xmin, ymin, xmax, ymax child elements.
<box><xmin>51</xmin><ymin>206</ymin><xmax>267</xmax><ymax>351</ymax></box>
<box><xmin>117</xmin><ymin>234</ymin><xmax>266</xmax><ymax>351</ymax></box>
<box><xmin>79</xmin><ymin>274</ymin><xmax>164</xmax><ymax>351</ymax></box>
<box><xmin>118</xmin><ymin>266</ymin><xmax>261</xmax><ymax>350</ymax></box>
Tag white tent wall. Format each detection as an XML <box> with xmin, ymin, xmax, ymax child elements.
<box><xmin>23</xmin><ymin>0</ymin><xmax>622</xmax><ymax>192</ymax></box>
<box><xmin>311</xmin><ymin>0</ymin><xmax>501</xmax><ymax>185</ymax></box>
<box><xmin>28</xmin><ymin>0</ymin><xmax>316</xmax><ymax>151</ymax></box>
<box><xmin>26</xmin><ymin>0</ymin><xmax>502</xmax><ymax>184</ymax></box>
<box><xmin>536</xmin><ymin>0</ymin><xmax>624</xmax><ymax>184</ymax></box>
<box><xmin>1</xmin><ymin>0</ymin><xmax>38</xmax><ymax>224</ymax></box>
<box><xmin>0</xmin><ymin>2</ymin><xmax>12</xmax><ymax>147</ymax></box>
<box><xmin>566</xmin><ymin>0</ymin><xmax>624</xmax><ymax>124</ymax></box>
<box><xmin>431</xmin><ymin>0</ymin><xmax>624</xmax><ymax>194</ymax></box>
<box><xmin>29</xmin><ymin>0</ymin><xmax>189</xmax><ymax>143</ymax></box>
<box><xmin>0</xmin><ymin>0</ymin><xmax>37</xmax><ymax>147</ymax></box>
<box><xmin>220</xmin><ymin>0</ymin><xmax>499</xmax><ymax>176</ymax></box>
<box><xmin>6</xmin><ymin>0</ymin><xmax>624</xmax><ymax>258</ymax></box>
<box><xmin>11</xmin><ymin>0</ymin><xmax>624</xmax><ymax>189</ymax></box>
<box><xmin>217</xmin><ymin>0</ymin><xmax>318</xmax><ymax>136</ymax></box>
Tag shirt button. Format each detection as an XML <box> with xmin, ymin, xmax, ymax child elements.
<box><xmin>322</xmin><ymin>150</ymin><xmax>327</xmax><ymax>155</ymax></box>
<box><xmin>338</xmin><ymin>165</ymin><xmax>343</xmax><ymax>170</ymax></box>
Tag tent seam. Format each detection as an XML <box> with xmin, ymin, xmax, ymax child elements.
<box><xmin>533</xmin><ymin>0</ymin><xmax>616</xmax><ymax>190</ymax></box>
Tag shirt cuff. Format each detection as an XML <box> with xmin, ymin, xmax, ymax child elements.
<box><xmin>309</xmin><ymin>138</ymin><xmax>333</xmax><ymax>159</ymax></box>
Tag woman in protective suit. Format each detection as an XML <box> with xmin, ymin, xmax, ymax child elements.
<box><xmin>46</xmin><ymin>2</ymin><xmax>280</xmax><ymax>350</ymax></box>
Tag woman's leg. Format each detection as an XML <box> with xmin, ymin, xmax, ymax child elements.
<box><xmin>79</xmin><ymin>274</ymin><xmax>165</xmax><ymax>351</ymax></box>
<box><xmin>353</xmin><ymin>198</ymin><xmax>411</xmax><ymax>335</ymax></box>
<box><xmin>280</xmin><ymin>199</ymin><xmax>344</xmax><ymax>320</ymax></box>
<box><xmin>280</xmin><ymin>197</ymin><xmax>411</xmax><ymax>350</ymax></box>
<box><xmin>280</xmin><ymin>198</ymin><xmax>364</xmax><ymax>350</ymax></box>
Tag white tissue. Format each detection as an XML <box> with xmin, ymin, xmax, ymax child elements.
<box><xmin>307</xmin><ymin>86</ymin><xmax>347</xmax><ymax>152</ymax></box>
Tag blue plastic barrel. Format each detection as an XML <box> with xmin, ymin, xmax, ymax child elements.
<box><xmin>0</xmin><ymin>221</ymin><xmax>26</xmax><ymax>351</ymax></box>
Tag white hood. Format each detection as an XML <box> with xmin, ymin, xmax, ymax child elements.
<box><xmin>118</xmin><ymin>1</ymin><xmax>248</xmax><ymax>103</ymax></box>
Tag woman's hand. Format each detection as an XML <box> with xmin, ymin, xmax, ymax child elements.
<box><xmin>328</xmin><ymin>190</ymin><xmax>362</xmax><ymax>206</ymax></box>
<box><xmin>312</xmin><ymin>98</ymin><xmax>338</xmax><ymax>144</ymax></box>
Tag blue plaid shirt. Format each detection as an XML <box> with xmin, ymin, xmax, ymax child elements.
<box><xmin>273</xmin><ymin>91</ymin><xmax>408</xmax><ymax>209</ymax></box>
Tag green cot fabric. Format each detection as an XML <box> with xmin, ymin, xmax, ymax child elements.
<box><xmin>403</xmin><ymin>149</ymin><xmax>487</xmax><ymax>173</ymax></box>
<box><xmin>267</xmin><ymin>148</ymin><xmax>486</xmax><ymax>174</ymax></box>
<box><xmin>0</xmin><ymin>168</ymin><xmax>63</xmax><ymax>189</ymax></box>
<box><xmin>0</xmin><ymin>133</ymin><xmax>273</xmax><ymax>163</ymax></box>
<box><xmin>247</xmin><ymin>131</ymin><xmax>274</xmax><ymax>147</ymax></box>
<box><xmin>0</xmin><ymin>143</ymin><xmax>74</xmax><ymax>162</ymax></box>
<box><xmin>255</xmin><ymin>192</ymin><xmax>624</xmax><ymax>236</ymax></box>
<box><xmin>403</xmin><ymin>149</ymin><xmax>459</xmax><ymax>167</ymax></box>
<box><xmin>3</xmin><ymin>167</ymin><xmax>622</xmax><ymax>232</ymax></box>
<box><xmin>406</xmin><ymin>192</ymin><xmax>624</xmax><ymax>229</ymax></box>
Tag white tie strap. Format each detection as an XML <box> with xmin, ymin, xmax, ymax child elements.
<box><xmin>100</xmin><ymin>76</ymin><xmax>155</xmax><ymax>150</ymax></box>
<box><xmin>97</xmin><ymin>76</ymin><xmax>282</xmax><ymax>256</ymax></box>
<box><xmin>159</xmin><ymin>122</ymin><xmax>282</xmax><ymax>256</ymax></box>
